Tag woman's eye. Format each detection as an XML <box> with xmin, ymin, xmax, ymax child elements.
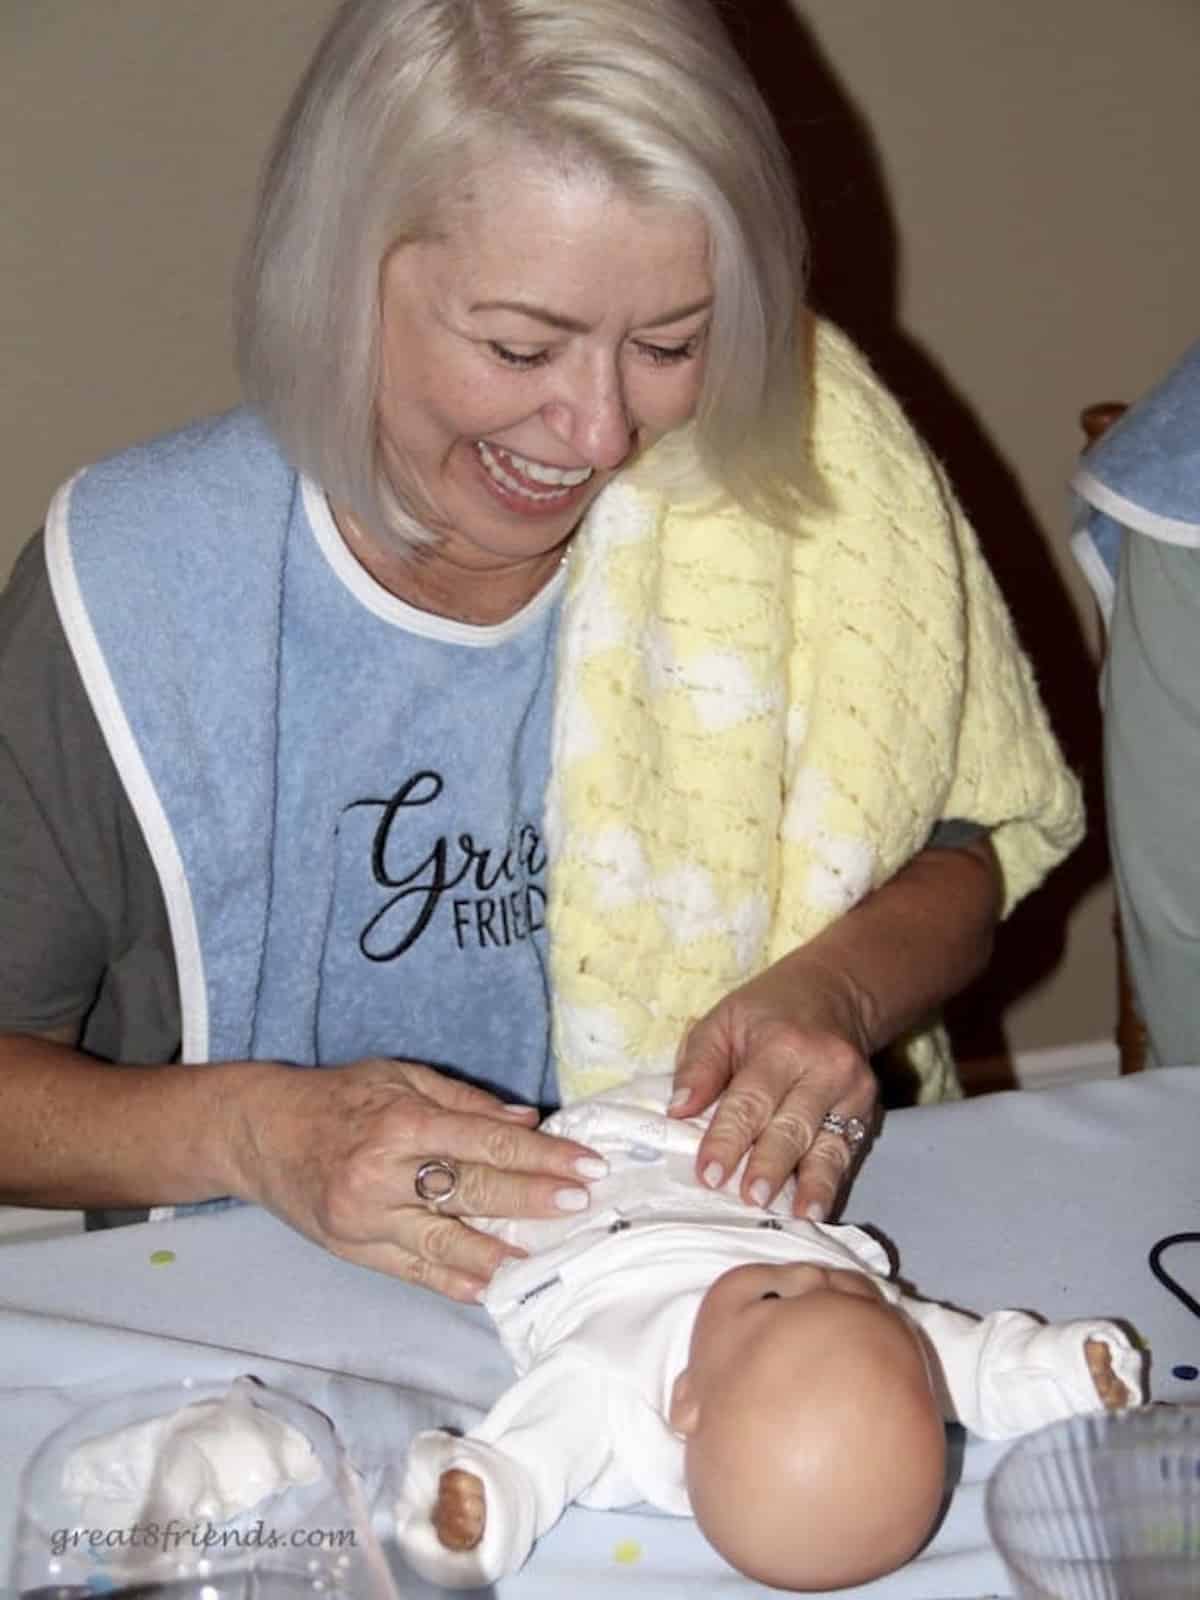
<box><xmin>488</xmin><ymin>343</ymin><xmax>549</xmax><ymax>369</ymax></box>
<box><xmin>635</xmin><ymin>337</ymin><xmax>702</xmax><ymax>366</ymax></box>
<box><xmin>760</xmin><ymin>1291</ymin><xmax>781</xmax><ymax>1301</ymax></box>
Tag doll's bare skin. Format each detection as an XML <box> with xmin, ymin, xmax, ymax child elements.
<box><xmin>433</xmin><ymin>1467</ymin><xmax>488</xmax><ymax>1551</ymax></box>
<box><xmin>430</xmin><ymin>1262</ymin><xmax>1133</xmax><ymax>1585</ymax></box>
<box><xmin>1084</xmin><ymin>1334</ymin><xmax>1130</xmax><ymax>1408</ymax></box>
<box><xmin>670</xmin><ymin>1262</ymin><xmax>948</xmax><ymax>1589</ymax></box>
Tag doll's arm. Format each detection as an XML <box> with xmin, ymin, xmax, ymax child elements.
<box><xmin>394</xmin><ymin>1349</ymin><xmax>611</xmax><ymax>1588</ymax></box>
<box><xmin>898</xmin><ymin>1293</ymin><xmax>1144</xmax><ymax>1440</ymax></box>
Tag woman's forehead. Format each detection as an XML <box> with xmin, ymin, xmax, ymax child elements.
<box><xmin>414</xmin><ymin>159</ymin><xmax>712</xmax><ymax>315</ymax></box>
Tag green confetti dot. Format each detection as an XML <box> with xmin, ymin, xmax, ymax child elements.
<box><xmin>613</xmin><ymin>1540</ymin><xmax>642</xmax><ymax>1566</ymax></box>
<box><xmin>149</xmin><ymin>1249</ymin><xmax>176</xmax><ymax>1266</ymax></box>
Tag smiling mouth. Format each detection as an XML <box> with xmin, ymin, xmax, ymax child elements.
<box><xmin>476</xmin><ymin>441</ymin><xmax>595</xmax><ymax>502</ymax></box>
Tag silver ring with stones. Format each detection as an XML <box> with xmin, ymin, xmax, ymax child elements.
<box><xmin>414</xmin><ymin>1158</ymin><xmax>460</xmax><ymax>1207</ymax></box>
<box><xmin>819</xmin><ymin>1112</ymin><xmax>868</xmax><ymax>1151</ymax></box>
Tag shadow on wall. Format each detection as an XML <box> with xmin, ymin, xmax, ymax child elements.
<box><xmin>726</xmin><ymin>4</ymin><xmax>1107</xmax><ymax>1092</ymax></box>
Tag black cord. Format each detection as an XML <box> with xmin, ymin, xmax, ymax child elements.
<box><xmin>1149</xmin><ymin>1232</ymin><xmax>1200</xmax><ymax>1322</ymax></box>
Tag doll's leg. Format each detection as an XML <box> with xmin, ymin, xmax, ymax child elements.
<box><xmin>396</xmin><ymin>1352</ymin><xmax>612</xmax><ymax>1586</ymax></box>
<box><xmin>1085</xmin><ymin>1337</ymin><xmax>1133</xmax><ymax>1408</ymax></box>
<box><xmin>396</xmin><ymin>1430</ymin><xmax>539</xmax><ymax>1589</ymax></box>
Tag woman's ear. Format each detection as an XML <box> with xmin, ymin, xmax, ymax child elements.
<box><xmin>668</xmin><ymin>1368</ymin><xmax>701</xmax><ymax>1436</ymax></box>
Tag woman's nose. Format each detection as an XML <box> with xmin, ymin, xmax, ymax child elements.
<box><xmin>542</xmin><ymin>361</ymin><xmax>634</xmax><ymax>471</ymax></box>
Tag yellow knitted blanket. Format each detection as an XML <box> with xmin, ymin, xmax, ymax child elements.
<box><xmin>545</xmin><ymin>321</ymin><xmax>1083</xmax><ymax>1105</ymax></box>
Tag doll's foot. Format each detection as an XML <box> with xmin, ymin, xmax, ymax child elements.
<box><xmin>1085</xmin><ymin>1337</ymin><xmax>1130</xmax><ymax>1410</ymax></box>
<box><xmin>433</xmin><ymin>1467</ymin><xmax>487</xmax><ymax>1551</ymax></box>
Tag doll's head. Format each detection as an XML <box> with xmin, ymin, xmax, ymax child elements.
<box><xmin>669</xmin><ymin>1261</ymin><xmax>947</xmax><ymax>1591</ymax></box>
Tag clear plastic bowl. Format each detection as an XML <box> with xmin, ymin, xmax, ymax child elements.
<box><xmin>13</xmin><ymin>1377</ymin><xmax>375</xmax><ymax>1600</ymax></box>
<box><xmin>985</xmin><ymin>1405</ymin><xmax>1200</xmax><ymax>1599</ymax></box>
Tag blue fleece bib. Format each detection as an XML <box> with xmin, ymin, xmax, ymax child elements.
<box><xmin>48</xmin><ymin>410</ymin><xmax>559</xmax><ymax>1108</ymax></box>
<box><xmin>254</xmin><ymin>485</ymin><xmax>559</xmax><ymax>1104</ymax></box>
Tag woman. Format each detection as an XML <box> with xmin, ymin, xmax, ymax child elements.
<box><xmin>1080</xmin><ymin>342</ymin><xmax>1200</xmax><ymax>1070</ymax></box>
<box><xmin>0</xmin><ymin>0</ymin><xmax>1081</xmax><ymax>1298</ymax></box>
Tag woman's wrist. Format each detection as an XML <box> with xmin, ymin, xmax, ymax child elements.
<box><xmin>789</xmin><ymin>839</ymin><xmax>1001</xmax><ymax>1056</ymax></box>
<box><xmin>202</xmin><ymin>1058</ymin><xmax>293</xmax><ymax>1205</ymax></box>
<box><xmin>743</xmin><ymin>948</ymin><xmax>874</xmax><ymax>1060</ymax></box>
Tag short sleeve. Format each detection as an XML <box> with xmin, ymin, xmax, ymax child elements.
<box><xmin>927</xmin><ymin>819</ymin><xmax>989</xmax><ymax>851</ymax></box>
<box><xmin>0</xmin><ymin>729</ymin><xmax>108</xmax><ymax>1032</ymax></box>
<box><xmin>0</xmin><ymin>532</ymin><xmax>179</xmax><ymax>1061</ymax></box>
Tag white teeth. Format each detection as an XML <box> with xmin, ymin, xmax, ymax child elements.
<box><xmin>521</xmin><ymin>455</ymin><xmax>594</xmax><ymax>487</ymax></box>
<box><xmin>476</xmin><ymin>441</ymin><xmax>594</xmax><ymax>499</ymax></box>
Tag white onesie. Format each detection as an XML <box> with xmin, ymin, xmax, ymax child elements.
<box><xmin>395</xmin><ymin>1075</ymin><xmax>1142</xmax><ymax>1588</ymax></box>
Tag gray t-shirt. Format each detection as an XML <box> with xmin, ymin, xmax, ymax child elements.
<box><xmin>0</xmin><ymin>526</ymin><xmax>564</xmax><ymax>1091</ymax></box>
<box><xmin>0</xmin><ymin>532</ymin><xmax>178</xmax><ymax>1063</ymax></box>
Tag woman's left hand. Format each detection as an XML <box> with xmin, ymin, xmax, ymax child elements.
<box><xmin>669</xmin><ymin>951</ymin><xmax>879</xmax><ymax>1224</ymax></box>
<box><xmin>670</xmin><ymin>838</ymin><xmax>1003</xmax><ymax>1220</ymax></box>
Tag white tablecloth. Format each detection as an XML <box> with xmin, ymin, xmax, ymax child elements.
<box><xmin>3</xmin><ymin>1068</ymin><xmax>1198</xmax><ymax>1597</ymax></box>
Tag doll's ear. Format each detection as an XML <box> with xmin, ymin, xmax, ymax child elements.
<box><xmin>668</xmin><ymin>1368</ymin><xmax>701</xmax><ymax>1436</ymax></box>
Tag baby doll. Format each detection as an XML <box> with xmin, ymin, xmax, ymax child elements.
<box><xmin>394</xmin><ymin>1075</ymin><xmax>1143</xmax><ymax>1592</ymax></box>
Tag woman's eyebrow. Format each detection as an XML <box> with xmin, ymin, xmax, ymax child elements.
<box><xmin>641</xmin><ymin>298</ymin><xmax>713</xmax><ymax>328</ymax></box>
<box><xmin>468</xmin><ymin>296</ymin><xmax>713</xmax><ymax>333</ymax></box>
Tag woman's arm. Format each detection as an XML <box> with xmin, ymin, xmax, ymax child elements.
<box><xmin>0</xmin><ymin>1029</ymin><xmax>606</xmax><ymax>1300</ymax></box>
<box><xmin>671</xmin><ymin>836</ymin><xmax>1001</xmax><ymax>1222</ymax></box>
<box><xmin>0</xmin><ymin>1027</ymin><xmax>251</xmax><ymax>1208</ymax></box>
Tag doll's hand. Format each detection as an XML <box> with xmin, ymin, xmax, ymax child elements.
<box><xmin>434</xmin><ymin>1468</ymin><xmax>487</xmax><ymax>1551</ymax></box>
<box><xmin>1085</xmin><ymin>1337</ymin><xmax>1132</xmax><ymax>1410</ymax></box>
<box><xmin>670</xmin><ymin>951</ymin><xmax>878</xmax><ymax>1222</ymax></box>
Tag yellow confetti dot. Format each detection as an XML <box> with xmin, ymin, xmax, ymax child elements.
<box><xmin>612</xmin><ymin>1540</ymin><xmax>642</xmax><ymax>1566</ymax></box>
<box><xmin>149</xmin><ymin>1249</ymin><xmax>176</xmax><ymax>1266</ymax></box>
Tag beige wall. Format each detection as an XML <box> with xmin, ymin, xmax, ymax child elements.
<box><xmin>4</xmin><ymin>2</ymin><xmax>1197</xmax><ymax>1067</ymax></box>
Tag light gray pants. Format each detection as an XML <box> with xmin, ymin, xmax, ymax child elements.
<box><xmin>1105</xmin><ymin>528</ymin><xmax>1200</xmax><ymax>1067</ymax></box>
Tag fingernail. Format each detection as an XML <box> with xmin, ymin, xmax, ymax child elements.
<box><xmin>669</xmin><ymin>1087</ymin><xmax>691</xmax><ymax>1111</ymax></box>
<box><xmin>749</xmin><ymin>1179</ymin><xmax>771</xmax><ymax>1210</ymax></box>
<box><xmin>501</xmin><ymin>1103</ymin><xmax>538</xmax><ymax>1118</ymax></box>
<box><xmin>555</xmin><ymin>1187</ymin><xmax>591</xmax><ymax>1213</ymax></box>
<box><xmin>702</xmin><ymin>1162</ymin><xmax>724</xmax><ymax>1190</ymax></box>
<box><xmin>574</xmin><ymin>1156</ymin><xmax>609</xmax><ymax>1180</ymax></box>
<box><xmin>806</xmin><ymin>1201</ymin><xmax>828</xmax><ymax>1224</ymax></box>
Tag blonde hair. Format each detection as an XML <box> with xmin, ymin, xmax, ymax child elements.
<box><xmin>236</xmin><ymin>0</ymin><xmax>809</xmax><ymax>549</ymax></box>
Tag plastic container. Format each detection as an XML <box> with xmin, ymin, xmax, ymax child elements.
<box><xmin>12</xmin><ymin>1377</ymin><xmax>390</xmax><ymax>1600</ymax></box>
<box><xmin>985</xmin><ymin>1405</ymin><xmax>1200</xmax><ymax>1598</ymax></box>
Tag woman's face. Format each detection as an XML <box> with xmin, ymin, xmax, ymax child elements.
<box><xmin>374</xmin><ymin>154</ymin><xmax>712</xmax><ymax>578</ymax></box>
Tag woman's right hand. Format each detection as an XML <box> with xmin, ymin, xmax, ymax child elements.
<box><xmin>228</xmin><ymin>1058</ymin><xmax>607</xmax><ymax>1300</ymax></box>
